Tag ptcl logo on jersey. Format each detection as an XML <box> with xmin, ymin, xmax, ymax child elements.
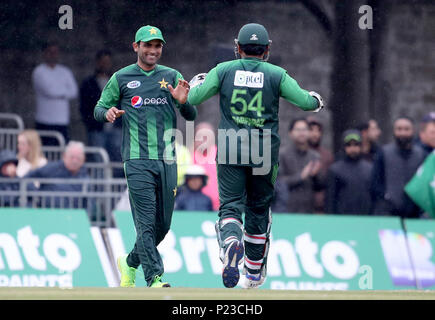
<box><xmin>131</xmin><ymin>96</ymin><xmax>143</xmax><ymax>108</ymax></box>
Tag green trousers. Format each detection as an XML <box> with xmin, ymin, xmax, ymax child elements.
<box><xmin>123</xmin><ymin>159</ymin><xmax>177</xmax><ymax>286</ymax></box>
<box><xmin>216</xmin><ymin>163</ymin><xmax>278</xmax><ymax>275</ymax></box>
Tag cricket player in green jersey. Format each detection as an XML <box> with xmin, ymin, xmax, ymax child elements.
<box><xmin>94</xmin><ymin>25</ymin><xmax>195</xmax><ymax>288</ymax></box>
<box><xmin>188</xmin><ymin>23</ymin><xmax>324</xmax><ymax>289</ymax></box>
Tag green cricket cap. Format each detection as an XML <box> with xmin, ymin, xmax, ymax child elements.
<box><xmin>237</xmin><ymin>23</ymin><xmax>270</xmax><ymax>46</ymax></box>
<box><xmin>343</xmin><ymin>130</ymin><xmax>362</xmax><ymax>144</ymax></box>
<box><xmin>135</xmin><ymin>25</ymin><xmax>166</xmax><ymax>43</ymax></box>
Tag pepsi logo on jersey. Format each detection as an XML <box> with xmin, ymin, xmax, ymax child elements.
<box><xmin>131</xmin><ymin>96</ymin><xmax>143</xmax><ymax>108</ymax></box>
<box><xmin>130</xmin><ymin>96</ymin><xmax>168</xmax><ymax>108</ymax></box>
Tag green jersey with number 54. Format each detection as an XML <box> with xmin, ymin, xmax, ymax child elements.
<box><xmin>188</xmin><ymin>57</ymin><xmax>319</xmax><ymax>166</ymax></box>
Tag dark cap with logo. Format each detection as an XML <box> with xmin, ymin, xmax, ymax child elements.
<box><xmin>342</xmin><ymin>129</ymin><xmax>362</xmax><ymax>145</ymax></box>
<box><xmin>237</xmin><ymin>23</ymin><xmax>270</xmax><ymax>46</ymax></box>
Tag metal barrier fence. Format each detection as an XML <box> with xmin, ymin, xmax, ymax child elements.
<box><xmin>0</xmin><ymin>113</ymin><xmax>24</xmax><ymax>130</ymax></box>
<box><xmin>0</xmin><ymin>177</ymin><xmax>128</xmax><ymax>228</ymax></box>
<box><xmin>0</xmin><ymin>128</ymin><xmax>65</xmax><ymax>152</ymax></box>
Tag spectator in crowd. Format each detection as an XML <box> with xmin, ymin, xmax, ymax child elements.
<box><xmin>307</xmin><ymin>115</ymin><xmax>334</xmax><ymax>213</ymax></box>
<box><xmin>325</xmin><ymin>130</ymin><xmax>373</xmax><ymax>215</ymax></box>
<box><xmin>80</xmin><ymin>50</ymin><xmax>113</xmax><ymax>149</ymax></box>
<box><xmin>0</xmin><ymin>150</ymin><xmax>20</xmax><ymax>207</ymax></box>
<box><xmin>357</xmin><ymin>119</ymin><xmax>382</xmax><ymax>162</ymax></box>
<box><xmin>416</xmin><ymin>112</ymin><xmax>435</xmax><ymax>158</ymax></box>
<box><xmin>24</xmin><ymin>141</ymin><xmax>89</xmax><ymax>208</ymax></box>
<box><xmin>277</xmin><ymin>118</ymin><xmax>323</xmax><ymax>213</ymax></box>
<box><xmin>16</xmin><ymin>129</ymin><xmax>48</xmax><ymax>177</ymax></box>
<box><xmin>191</xmin><ymin>121</ymin><xmax>219</xmax><ymax>211</ymax></box>
<box><xmin>32</xmin><ymin>42</ymin><xmax>78</xmax><ymax>145</ymax></box>
<box><xmin>371</xmin><ymin>116</ymin><xmax>426</xmax><ymax>218</ymax></box>
<box><xmin>175</xmin><ymin>165</ymin><xmax>213</xmax><ymax>211</ymax></box>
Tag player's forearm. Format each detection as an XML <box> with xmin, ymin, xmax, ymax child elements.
<box><xmin>179</xmin><ymin>103</ymin><xmax>197</xmax><ymax>121</ymax></box>
<box><xmin>93</xmin><ymin>74</ymin><xmax>120</xmax><ymax>123</ymax></box>
<box><xmin>280</xmin><ymin>74</ymin><xmax>319</xmax><ymax>111</ymax></box>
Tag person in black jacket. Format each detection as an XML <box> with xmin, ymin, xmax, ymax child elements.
<box><xmin>79</xmin><ymin>50</ymin><xmax>114</xmax><ymax>149</ymax></box>
<box><xmin>325</xmin><ymin>130</ymin><xmax>373</xmax><ymax>215</ymax></box>
<box><xmin>371</xmin><ymin>116</ymin><xmax>426</xmax><ymax>218</ymax></box>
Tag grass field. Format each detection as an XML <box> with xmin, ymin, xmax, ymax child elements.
<box><xmin>1</xmin><ymin>287</ymin><xmax>435</xmax><ymax>300</ymax></box>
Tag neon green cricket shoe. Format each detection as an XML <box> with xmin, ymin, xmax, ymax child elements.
<box><xmin>117</xmin><ymin>254</ymin><xmax>137</xmax><ymax>287</ymax></box>
<box><xmin>150</xmin><ymin>275</ymin><xmax>171</xmax><ymax>288</ymax></box>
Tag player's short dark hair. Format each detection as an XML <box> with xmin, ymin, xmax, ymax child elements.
<box><xmin>239</xmin><ymin>44</ymin><xmax>268</xmax><ymax>56</ymax></box>
<box><xmin>96</xmin><ymin>49</ymin><xmax>112</xmax><ymax>60</ymax></box>
<box><xmin>289</xmin><ymin>117</ymin><xmax>308</xmax><ymax>132</ymax></box>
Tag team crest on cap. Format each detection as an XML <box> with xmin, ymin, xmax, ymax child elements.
<box><xmin>131</xmin><ymin>96</ymin><xmax>143</xmax><ymax>108</ymax></box>
<box><xmin>250</xmin><ymin>34</ymin><xmax>258</xmax><ymax>40</ymax></box>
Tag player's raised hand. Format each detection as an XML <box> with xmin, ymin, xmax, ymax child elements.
<box><xmin>106</xmin><ymin>107</ymin><xmax>125</xmax><ymax>123</ymax></box>
<box><xmin>168</xmin><ymin>79</ymin><xmax>190</xmax><ymax>105</ymax></box>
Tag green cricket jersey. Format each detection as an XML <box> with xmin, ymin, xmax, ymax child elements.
<box><xmin>94</xmin><ymin>63</ymin><xmax>196</xmax><ymax>162</ymax></box>
<box><xmin>188</xmin><ymin>57</ymin><xmax>319</xmax><ymax>166</ymax></box>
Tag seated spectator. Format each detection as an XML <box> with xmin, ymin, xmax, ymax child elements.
<box><xmin>175</xmin><ymin>165</ymin><xmax>213</xmax><ymax>211</ymax></box>
<box><xmin>0</xmin><ymin>150</ymin><xmax>20</xmax><ymax>207</ymax></box>
<box><xmin>325</xmin><ymin>130</ymin><xmax>373</xmax><ymax>215</ymax></box>
<box><xmin>416</xmin><ymin>112</ymin><xmax>435</xmax><ymax>158</ymax></box>
<box><xmin>24</xmin><ymin>141</ymin><xmax>89</xmax><ymax>208</ymax></box>
<box><xmin>16</xmin><ymin>129</ymin><xmax>48</xmax><ymax>177</ymax></box>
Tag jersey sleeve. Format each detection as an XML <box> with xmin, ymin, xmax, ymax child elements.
<box><xmin>187</xmin><ymin>66</ymin><xmax>220</xmax><ymax>106</ymax></box>
<box><xmin>94</xmin><ymin>73</ymin><xmax>120</xmax><ymax>122</ymax></box>
<box><xmin>279</xmin><ymin>72</ymin><xmax>319</xmax><ymax>111</ymax></box>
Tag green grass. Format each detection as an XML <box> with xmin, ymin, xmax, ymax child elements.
<box><xmin>1</xmin><ymin>287</ymin><xmax>435</xmax><ymax>300</ymax></box>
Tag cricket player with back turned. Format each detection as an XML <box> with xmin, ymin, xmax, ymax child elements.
<box><xmin>94</xmin><ymin>25</ymin><xmax>195</xmax><ymax>288</ymax></box>
<box><xmin>188</xmin><ymin>23</ymin><xmax>324</xmax><ymax>289</ymax></box>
